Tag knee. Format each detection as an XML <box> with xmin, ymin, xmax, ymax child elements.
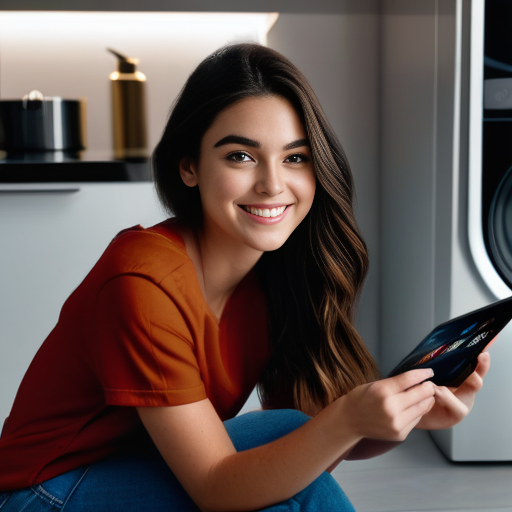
<box><xmin>292</xmin><ymin>472</ymin><xmax>355</xmax><ymax>512</ymax></box>
<box><xmin>224</xmin><ymin>409</ymin><xmax>311</xmax><ymax>452</ymax></box>
<box><xmin>255</xmin><ymin>408</ymin><xmax>310</xmax><ymax>429</ymax></box>
<box><xmin>275</xmin><ymin>409</ymin><xmax>311</xmax><ymax>431</ymax></box>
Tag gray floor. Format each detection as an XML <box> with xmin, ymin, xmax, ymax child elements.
<box><xmin>333</xmin><ymin>430</ymin><xmax>512</xmax><ymax>512</ymax></box>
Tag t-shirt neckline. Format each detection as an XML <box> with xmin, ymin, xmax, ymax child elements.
<box><xmin>145</xmin><ymin>218</ymin><xmax>245</xmax><ymax>327</ymax></box>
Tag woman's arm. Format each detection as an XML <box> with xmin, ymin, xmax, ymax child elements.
<box><xmin>336</xmin><ymin>352</ymin><xmax>492</xmax><ymax>466</ymax></box>
<box><xmin>138</xmin><ymin>368</ymin><xmax>436</xmax><ymax>512</ymax></box>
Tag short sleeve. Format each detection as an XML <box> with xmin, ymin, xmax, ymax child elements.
<box><xmin>92</xmin><ymin>275</ymin><xmax>207</xmax><ymax>407</ymax></box>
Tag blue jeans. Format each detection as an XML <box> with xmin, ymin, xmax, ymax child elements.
<box><xmin>0</xmin><ymin>409</ymin><xmax>355</xmax><ymax>511</ymax></box>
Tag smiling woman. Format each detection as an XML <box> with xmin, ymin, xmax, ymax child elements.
<box><xmin>179</xmin><ymin>96</ymin><xmax>315</xmax><ymax>256</ymax></box>
<box><xmin>0</xmin><ymin>43</ymin><xmax>490</xmax><ymax>512</ymax></box>
<box><xmin>153</xmin><ymin>44</ymin><xmax>380</xmax><ymax>415</ymax></box>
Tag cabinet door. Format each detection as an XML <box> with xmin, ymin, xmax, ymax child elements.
<box><xmin>0</xmin><ymin>183</ymin><xmax>167</xmax><ymax>421</ymax></box>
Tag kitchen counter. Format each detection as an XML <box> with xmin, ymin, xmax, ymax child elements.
<box><xmin>0</xmin><ymin>150</ymin><xmax>151</xmax><ymax>183</ymax></box>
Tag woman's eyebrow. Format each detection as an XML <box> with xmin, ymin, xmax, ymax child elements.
<box><xmin>283</xmin><ymin>138</ymin><xmax>310</xmax><ymax>151</ymax></box>
<box><xmin>214</xmin><ymin>135</ymin><xmax>260</xmax><ymax>148</ymax></box>
<box><xmin>213</xmin><ymin>135</ymin><xmax>310</xmax><ymax>150</ymax></box>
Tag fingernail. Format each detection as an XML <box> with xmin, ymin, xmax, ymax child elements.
<box><xmin>429</xmin><ymin>369</ymin><xmax>435</xmax><ymax>377</ymax></box>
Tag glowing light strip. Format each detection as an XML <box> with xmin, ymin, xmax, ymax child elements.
<box><xmin>0</xmin><ymin>12</ymin><xmax>279</xmax><ymax>45</ymax></box>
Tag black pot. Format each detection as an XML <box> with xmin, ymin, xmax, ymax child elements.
<box><xmin>0</xmin><ymin>91</ymin><xmax>87</xmax><ymax>152</ymax></box>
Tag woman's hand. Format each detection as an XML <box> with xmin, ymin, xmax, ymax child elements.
<box><xmin>340</xmin><ymin>368</ymin><xmax>436</xmax><ymax>443</ymax></box>
<box><xmin>416</xmin><ymin>351</ymin><xmax>491</xmax><ymax>430</ymax></box>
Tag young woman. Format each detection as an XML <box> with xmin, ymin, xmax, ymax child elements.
<box><xmin>0</xmin><ymin>43</ymin><xmax>490</xmax><ymax>512</ymax></box>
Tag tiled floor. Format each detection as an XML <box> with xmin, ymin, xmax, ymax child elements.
<box><xmin>333</xmin><ymin>429</ymin><xmax>512</xmax><ymax>512</ymax></box>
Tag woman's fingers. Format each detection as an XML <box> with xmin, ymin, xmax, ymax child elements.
<box><xmin>387</xmin><ymin>368</ymin><xmax>434</xmax><ymax>393</ymax></box>
<box><xmin>434</xmin><ymin>385</ymin><xmax>469</xmax><ymax>421</ymax></box>
<box><xmin>397</xmin><ymin>386</ymin><xmax>436</xmax><ymax>432</ymax></box>
<box><xmin>400</xmin><ymin>380</ymin><xmax>436</xmax><ymax>409</ymax></box>
<box><xmin>403</xmin><ymin>394</ymin><xmax>436</xmax><ymax>428</ymax></box>
<box><xmin>385</xmin><ymin>352</ymin><xmax>491</xmax><ymax>433</ymax></box>
<box><xmin>453</xmin><ymin>352</ymin><xmax>490</xmax><ymax>395</ymax></box>
<box><xmin>382</xmin><ymin>369</ymin><xmax>436</xmax><ymax>417</ymax></box>
<box><xmin>399</xmin><ymin>396</ymin><xmax>437</xmax><ymax>436</ymax></box>
<box><xmin>345</xmin><ymin>368</ymin><xmax>439</xmax><ymax>442</ymax></box>
<box><xmin>383</xmin><ymin>394</ymin><xmax>436</xmax><ymax>441</ymax></box>
<box><xmin>452</xmin><ymin>351</ymin><xmax>491</xmax><ymax>408</ymax></box>
<box><xmin>475</xmin><ymin>351</ymin><xmax>491</xmax><ymax>378</ymax></box>
<box><xmin>353</xmin><ymin>371</ymin><xmax>437</xmax><ymax>440</ymax></box>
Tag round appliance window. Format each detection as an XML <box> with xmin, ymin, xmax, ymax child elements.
<box><xmin>488</xmin><ymin>165</ymin><xmax>512</xmax><ymax>288</ymax></box>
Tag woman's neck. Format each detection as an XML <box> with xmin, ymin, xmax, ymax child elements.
<box><xmin>177</xmin><ymin>222</ymin><xmax>263</xmax><ymax>321</ymax></box>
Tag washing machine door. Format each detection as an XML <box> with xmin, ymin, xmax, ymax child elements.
<box><xmin>480</xmin><ymin>0</ymin><xmax>512</xmax><ymax>293</ymax></box>
<box><xmin>479</xmin><ymin>106</ymin><xmax>512</xmax><ymax>293</ymax></box>
<box><xmin>488</xmin><ymin>166</ymin><xmax>512</xmax><ymax>287</ymax></box>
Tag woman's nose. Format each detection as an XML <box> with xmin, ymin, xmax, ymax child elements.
<box><xmin>254</xmin><ymin>161</ymin><xmax>285</xmax><ymax>197</ymax></box>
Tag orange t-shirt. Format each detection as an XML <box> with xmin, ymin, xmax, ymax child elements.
<box><xmin>0</xmin><ymin>220</ymin><xmax>270</xmax><ymax>491</ymax></box>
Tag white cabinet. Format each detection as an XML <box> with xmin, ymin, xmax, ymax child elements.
<box><xmin>0</xmin><ymin>183</ymin><xmax>166</xmax><ymax>421</ymax></box>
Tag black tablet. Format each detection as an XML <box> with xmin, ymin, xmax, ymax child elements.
<box><xmin>387</xmin><ymin>296</ymin><xmax>512</xmax><ymax>387</ymax></box>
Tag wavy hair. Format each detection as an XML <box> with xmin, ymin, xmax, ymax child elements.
<box><xmin>153</xmin><ymin>43</ymin><xmax>380</xmax><ymax>416</ymax></box>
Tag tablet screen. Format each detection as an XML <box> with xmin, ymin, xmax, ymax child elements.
<box><xmin>387</xmin><ymin>296</ymin><xmax>512</xmax><ymax>387</ymax></box>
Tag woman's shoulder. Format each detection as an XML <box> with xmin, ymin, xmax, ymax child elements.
<box><xmin>113</xmin><ymin>218</ymin><xmax>184</xmax><ymax>245</ymax></box>
<box><xmin>98</xmin><ymin>219</ymin><xmax>192</xmax><ymax>284</ymax></box>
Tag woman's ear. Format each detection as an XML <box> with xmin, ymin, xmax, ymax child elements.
<box><xmin>179</xmin><ymin>157</ymin><xmax>198</xmax><ymax>187</ymax></box>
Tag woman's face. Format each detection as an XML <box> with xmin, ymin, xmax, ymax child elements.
<box><xmin>180</xmin><ymin>95</ymin><xmax>316</xmax><ymax>255</ymax></box>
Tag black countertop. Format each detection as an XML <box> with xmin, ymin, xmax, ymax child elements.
<box><xmin>0</xmin><ymin>150</ymin><xmax>152</xmax><ymax>183</ymax></box>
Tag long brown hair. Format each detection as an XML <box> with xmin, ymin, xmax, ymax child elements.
<box><xmin>153</xmin><ymin>43</ymin><xmax>380</xmax><ymax>416</ymax></box>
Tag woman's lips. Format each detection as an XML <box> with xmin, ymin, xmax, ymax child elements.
<box><xmin>238</xmin><ymin>204</ymin><xmax>291</xmax><ymax>225</ymax></box>
<box><xmin>243</xmin><ymin>205</ymin><xmax>287</xmax><ymax>218</ymax></box>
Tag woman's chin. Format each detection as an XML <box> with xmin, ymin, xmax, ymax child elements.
<box><xmin>244</xmin><ymin>235</ymin><xmax>290</xmax><ymax>253</ymax></box>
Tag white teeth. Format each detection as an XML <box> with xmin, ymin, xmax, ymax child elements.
<box><xmin>244</xmin><ymin>206</ymin><xmax>287</xmax><ymax>217</ymax></box>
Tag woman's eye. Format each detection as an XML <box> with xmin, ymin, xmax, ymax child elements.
<box><xmin>227</xmin><ymin>152</ymin><xmax>251</xmax><ymax>163</ymax></box>
<box><xmin>285</xmin><ymin>153</ymin><xmax>309</xmax><ymax>164</ymax></box>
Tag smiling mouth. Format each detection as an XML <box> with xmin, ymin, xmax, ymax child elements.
<box><xmin>240</xmin><ymin>205</ymin><xmax>288</xmax><ymax>218</ymax></box>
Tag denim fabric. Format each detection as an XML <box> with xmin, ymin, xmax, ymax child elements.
<box><xmin>0</xmin><ymin>409</ymin><xmax>355</xmax><ymax>511</ymax></box>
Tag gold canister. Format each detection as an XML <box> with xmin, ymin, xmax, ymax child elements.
<box><xmin>108</xmin><ymin>48</ymin><xmax>147</xmax><ymax>160</ymax></box>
